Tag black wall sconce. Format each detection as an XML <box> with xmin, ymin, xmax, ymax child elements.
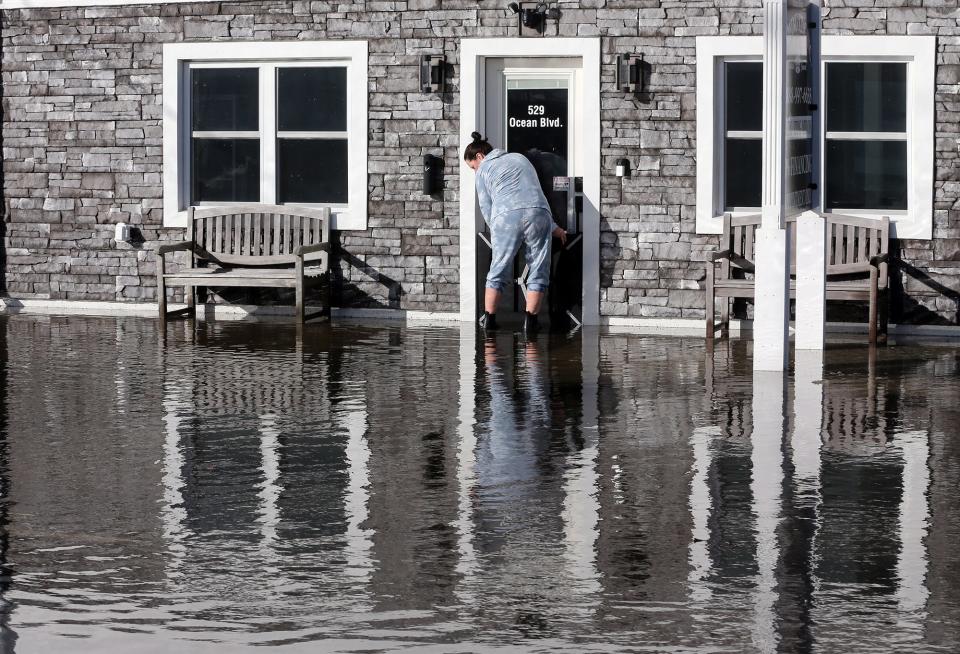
<box><xmin>616</xmin><ymin>54</ymin><xmax>644</xmax><ymax>94</ymax></box>
<box><xmin>508</xmin><ymin>2</ymin><xmax>549</xmax><ymax>35</ymax></box>
<box><xmin>615</xmin><ymin>158</ymin><xmax>631</xmax><ymax>178</ymax></box>
<box><xmin>423</xmin><ymin>154</ymin><xmax>443</xmax><ymax>195</ymax></box>
<box><xmin>419</xmin><ymin>54</ymin><xmax>445</xmax><ymax>93</ymax></box>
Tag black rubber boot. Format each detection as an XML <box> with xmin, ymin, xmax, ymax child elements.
<box><xmin>523</xmin><ymin>312</ymin><xmax>540</xmax><ymax>335</ymax></box>
<box><xmin>480</xmin><ymin>311</ymin><xmax>498</xmax><ymax>330</ymax></box>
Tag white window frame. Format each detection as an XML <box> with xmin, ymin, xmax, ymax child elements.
<box><xmin>163</xmin><ymin>41</ymin><xmax>368</xmax><ymax>230</ymax></box>
<box><xmin>696</xmin><ymin>37</ymin><xmax>763</xmax><ymax>235</ymax></box>
<box><xmin>820</xmin><ymin>37</ymin><xmax>934</xmax><ymax>239</ymax></box>
<box><xmin>696</xmin><ymin>35</ymin><xmax>935</xmax><ymax>239</ymax></box>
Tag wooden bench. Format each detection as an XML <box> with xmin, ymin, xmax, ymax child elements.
<box><xmin>156</xmin><ymin>204</ymin><xmax>332</xmax><ymax>323</ymax></box>
<box><xmin>705</xmin><ymin>213</ymin><xmax>890</xmax><ymax>345</ymax></box>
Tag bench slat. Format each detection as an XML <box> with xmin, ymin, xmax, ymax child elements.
<box><xmin>272</xmin><ymin>213</ymin><xmax>282</xmax><ymax>257</ymax></box>
<box><xmin>845</xmin><ymin>223</ymin><xmax>855</xmax><ymax>264</ymax></box>
<box><xmin>252</xmin><ymin>213</ymin><xmax>262</xmax><ymax>256</ymax></box>
<box><xmin>191</xmin><ymin>203</ymin><xmax>331</xmax><ymax>221</ymax></box>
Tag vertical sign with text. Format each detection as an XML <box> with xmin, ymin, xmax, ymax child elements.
<box><xmin>785</xmin><ymin>0</ymin><xmax>813</xmax><ymax>215</ymax></box>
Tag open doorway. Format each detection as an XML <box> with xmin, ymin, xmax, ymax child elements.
<box><xmin>459</xmin><ymin>38</ymin><xmax>601</xmax><ymax>326</ymax></box>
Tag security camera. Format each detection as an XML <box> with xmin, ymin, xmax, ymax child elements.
<box><xmin>514</xmin><ymin>3</ymin><xmax>547</xmax><ymax>27</ymax></box>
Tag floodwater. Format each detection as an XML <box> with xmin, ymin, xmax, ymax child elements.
<box><xmin>0</xmin><ymin>314</ymin><xmax>959</xmax><ymax>653</ymax></box>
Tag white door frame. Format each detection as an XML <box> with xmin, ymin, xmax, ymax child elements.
<box><xmin>459</xmin><ymin>38</ymin><xmax>601</xmax><ymax>325</ymax></box>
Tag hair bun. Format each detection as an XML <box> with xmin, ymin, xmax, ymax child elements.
<box><xmin>471</xmin><ymin>131</ymin><xmax>483</xmax><ymax>142</ymax></box>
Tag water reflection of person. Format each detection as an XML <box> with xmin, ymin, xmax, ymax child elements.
<box><xmin>475</xmin><ymin>336</ymin><xmax>557</xmax><ymax>556</ymax></box>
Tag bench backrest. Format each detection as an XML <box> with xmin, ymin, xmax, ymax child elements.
<box><xmin>187</xmin><ymin>204</ymin><xmax>331</xmax><ymax>266</ymax></box>
<box><xmin>718</xmin><ymin>214</ymin><xmax>763</xmax><ymax>281</ymax></box>
<box><xmin>720</xmin><ymin>213</ymin><xmax>889</xmax><ymax>286</ymax></box>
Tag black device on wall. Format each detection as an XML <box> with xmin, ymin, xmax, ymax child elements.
<box><xmin>616</xmin><ymin>54</ymin><xmax>644</xmax><ymax>94</ymax></box>
<box><xmin>507</xmin><ymin>2</ymin><xmax>549</xmax><ymax>34</ymax></box>
<box><xmin>423</xmin><ymin>154</ymin><xmax>443</xmax><ymax>195</ymax></box>
<box><xmin>419</xmin><ymin>54</ymin><xmax>445</xmax><ymax>93</ymax></box>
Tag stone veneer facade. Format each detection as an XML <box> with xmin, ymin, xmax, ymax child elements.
<box><xmin>1</xmin><ymin>1</ymin><xmax>959</xmax><ymax>323</ymax></box>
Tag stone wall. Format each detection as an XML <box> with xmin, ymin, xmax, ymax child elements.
<box><xmin>1</xmin><ymin>1</ymin><xmax>958</xmax><ymax>323</ymax></box>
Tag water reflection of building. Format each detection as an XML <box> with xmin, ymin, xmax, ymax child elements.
<box><xmin>2</xmin><ymin>316</ymin><xmax>958</xmax><ymax>649</ymax></box>
<box><xmin>921</xmin><ymin>350</ymin><xmax>960</xmax><ymax>645</ymax></box>
<box><xmin>695</xmin><ymin>341</ymin><xmax>943</xmax><ymax>650</ymax></box>
<box><xmin>359</xmin><ymin>326</ymin><xmax>463</xmax><ymax>614</ymax></box>
<box><xmin>159</xmin><ymin>322</ymin><xmax>367</xmax><ymax>612</ymax></box>
<box><xmin>0</xmin><ymin>317</ymin><xmax>16</xmax><ymax>651</ymax></box>
<box><xmin>5</xmin><ymin>316</ymin><xmax>168</xmax><ymax>591</ymax></box>
<box><xmin>594</xmin><ymin>334</ymin><xmax>701</xmax><ymax>638</ymax></box>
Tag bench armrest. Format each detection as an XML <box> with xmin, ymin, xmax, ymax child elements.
<box><xmin>869</xmin><ymin>253</ymin><xmax>890</xmax><ymax>267</ymax></box>
<box><xmin>157</xmin><ymin>241</ymin><xmax>220</xmax><ymax>263</ymax></box>
<box><xmin>157</xmin><ymin>241</ymin><xmax>193</xmax><ymax>255</ymax></box>
<box><xmin>294</xmin><ymin>242</ymin><xmax>331</xmax><ymax>257</ymax></box>
<box><xmin>710</xmin><ymin>249</ymin><xmax>755</xmax><ymax>274</ymax></box>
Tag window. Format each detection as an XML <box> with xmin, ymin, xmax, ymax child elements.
<box><xmin>723</xmin><ymin>61</ymin><xmax>762</xmax><ymax>210</ymax></box>
<box><xmin>696</xmin><ymin>36</ymin><xmax>934</xmax><ymax>239</ymax></box>
<box><xmin>190</xmin><ymin>67</ymin><xmax>260</xmax><ymax>204</ymax></box>
<box><xmin>163</xmin><ymin>41</ymin><xmax>368</xmax><ymax>230</ymax></box>
<box><xmin>823</xmin><ymin>63</ymin><xmax>907</xmax><ymax>212</ymax></box>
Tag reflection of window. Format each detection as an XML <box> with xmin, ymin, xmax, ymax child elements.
<box><xmin>824</xmin><ymin>63</ymin><xmax>907</xmax><ymax>211</ymax></box>
<box><xmin>164</xmin><ymin>41</ymin><xmax>368</xmax><ymax>229</ymax></box>
<box><xmin>723</xmin><ymin>62</ymin><xmax>762</xmax><ymax>210</ymax></box>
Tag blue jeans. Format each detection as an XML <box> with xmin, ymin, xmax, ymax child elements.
<box><xmin>486</xmin><ymin>208</ymin><xmax>553</xmax><ymax>293</ymax></box>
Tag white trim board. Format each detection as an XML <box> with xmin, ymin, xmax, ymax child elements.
<box><xmin>459</xmin><ymin>37</ymin><xmax>602</xmax><ymax>325</ymax></box>
<box><xmin>4</xmin><ymin>298</ymin><xmax>960</xmax><ymax>338</ymax></box>
<box><xmin>0</xmin><ymin>297</ymin><xmax>461</xmax><ymax>325</ymax></box>
<box><xmin>162</xmin><ymin>40</ymin><xmax>368</xmax><ymax>231</ymax></box>
<box><xmin>2</xmin><ymin>0</ymin><xmax>197</xmax><ymax>7</ymax></box>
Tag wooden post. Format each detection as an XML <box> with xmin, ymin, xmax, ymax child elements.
<box><xmin>705</xmin><ymin>262</ymin><xmax>715</xmax><ymax>339</ymax></box>
<box><xmin>869</xmin><ymin>266</ymin><xmax>879</xmax><ymax>346</ymax></box>
<box><xmin>295</xmin><ymin>256</ymin><xmax>305</xmax><ymax>324</ymax></box>
<box><xmin>157</xmin><ymin>250</ymin><xmax>167</xmax><ymax>321</ymax></box>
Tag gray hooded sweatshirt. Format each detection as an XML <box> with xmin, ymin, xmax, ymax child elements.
<box><xmin>475</xmin><ymin>149</ymin><xmax>553</xmax><ymax>224</ymax></box>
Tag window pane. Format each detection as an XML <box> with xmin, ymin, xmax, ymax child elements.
<box><xmin>725</xmin><ymin>62</ymin><xmax>762</xmax><ymax>132</ymax></box>
<box><xmin>825</xmin><ymin>140</ymin><xmax>907</xmax><ymax>210</ymax></box>
<box><xmin>277</xmin><ymin>67</ymin><xmax>347</xmax><ymax>132</ymax></box>
<box><xmin>191</xmin><ymin>68</ymin><xmax>259</xmax><ymax>132</ymax></box>
<box><xmin>724</xmin><ymin>138</ymin><xmax>762</xmax><ymax>208</ymax></box>
<box><xmin>191</xmin><ymin>138</ymin><xmax>260</xmax><ymax>203</ymax></box>
<box><xmin>826</xmin><ymin>63</ymin><xmax>906</xmax><ymax>133</ymax></box>
<box><xmin>277</xmin><ymin>139</ymin><xmax>348</xmax><ymax>204</ymax></box>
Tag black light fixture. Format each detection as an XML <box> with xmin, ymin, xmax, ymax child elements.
<box><xmin>419</xmin><ymin>54</ymin><xmax>445</xmax><ymax>93</ymax></box>
<box><xmin>615</xmin><ymin>158</ymin><xmax>631</xmax><ymax>178</ymax></box>
<box><xmin>508</xmin><ymin>2</ymin><xmax>549</xmax><ymax>34</ymax></box>
<box><xmin>616</xmin><ymin>54</ymin><xmax>644</xmax><ymax>94</ymax></box>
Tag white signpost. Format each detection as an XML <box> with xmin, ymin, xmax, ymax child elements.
<box><xmin>755</xmin><ymin>0</ymin><xmax>822</xmax><ymax>371</ymax></box>
<box><xmin>793</xmin><ymin>3</ymin><xmax>825</xmax><ymax>352</ymax></box>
